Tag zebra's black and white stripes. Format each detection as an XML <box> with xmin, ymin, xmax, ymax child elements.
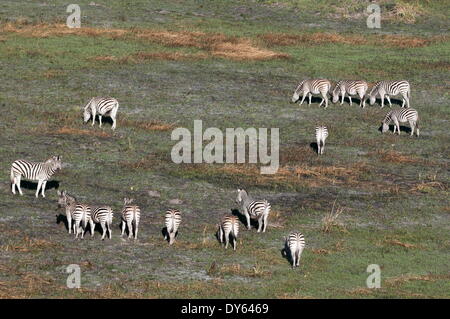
<box><xmin>236</xmin><ymin>189</ymin><xmax>271</xmax><ymax>232</ymax></box>
<box><xmin>164</xmin><ymin>209</ymin><xmax>182</xmax><ymax>245</ymax></box>
<box><xmin>11</xmin><ymin>156</ymin><xmax>62</xmax><ymax>198</ymax></box>
<box><xmin>382</xmin><ymin>108</ymin><xmax>420</xmax><ymax>136</ymax></box>
<box><xmin>217</xmin><ymin>214</ymin><xmax>239</xmax><ymax>250</ymax></box>
<box><xmin>315</xmin><ymin>126</ymin><xmax>328</xmax><ymax>155</ymax></box>
<box><xmin>292</xmin><ymin>79</ymin><xmax>332</xmax><ymax>108</ymax></box>
<box><xmin>332</xmin><ymin>80</ymin><xmax>368</xmax><ymax>108</ymax></box>
<box><xmin>368</xmin><ymin>80</ymin><xmax>411</xmax><ymax>108</ymax></box>
<box><xmin>121</xmin><ymin>198</ymin><xmax>141</xmax><ymax>240</ymax></box>
<box><xmin>285</xmin><ymin>231</ymin><xmax>305</xmax><ymax>269</ymax></box>
<box><xmin>83</xmin><ymin>97</ymin><xmax>119</xmax><ymax>130</ymax></box>
<box><xmin>92</xmin><ymin>206</ymin><xmax>114</xmax><ymax>240</ymax></box>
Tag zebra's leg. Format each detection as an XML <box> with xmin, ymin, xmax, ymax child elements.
<box><xmin>348</xmin><ymin>96</ymin><xmax>352</xmax><ymax>106</ymax></box>
<box><xmin>41</xmin><ymin>180</ymin><xmax>47</xmax><ymax>197</ymax></box>
<box><xmin>11</xmin><ymin>177</ymin><xmax>16</xmax><ymax>195</ymax></box>
<box><xmin>308</xmin><ymin>92</ymin><xmax>312</xmax><ymax>105</ymax></box>
<box><xmin>291</xmin><ymin>249</ymin><xmax>296</xmax><ymax>269</ymax></box>
<box><xmin>263</xmin><ymin>213</ymin><xmax>269</xmax><ymax>233</ymax></box>
<box><xmin>67</xmin><ymin>214</ymin><xmax>72</xmax><ymax>234</ymax></box>
<box><xmin>218</xmin><ymin>226</ymin><xmax>224</xmax><ymax>243</ymax></box>
<box><xmin>35</xmin><ymin>180</ymin><xmax>43</xmax><ymax>198</ymax></box>
<box><xmin>127</xmin><ymin>220</ymin><xmax>133</xmax><ymax>239</ymax></box>
<box><xmin>100</xmin><ymin>222</ymin><xmax>106</xmax><ymax>240</ymax></box>
<box><xmin>224</xmin><ymin>229</ymin><xmax>230</xmax><ymax>249</ymax></box>
<box><xmin>108</xmin><ymin>221</ymin><xmax>112</xmax><ymax>239</ymax></box>
<box><xmin>386</xmin><ymin>95</ymin><xmax>392</xmax><ymax>108</ymax></box>
<box><xmin>120</xmin><ymin>221</ymin><xmax>126</xmax><ymax>237</ymax></box>
<box><xmin>169</xmin><ymin>232</ymin><xmax>175</xmax><ymax>245</ymax></box>
<box><xmin>16</xmin><ymin>176</ymin><xmax>23</xmax><ymax>195</ymax></box>
<box><xmin>257</xmin><ymin>216</ymin><xmax>263</xmax><ymax>233</ymax></box>
<box><xmin>244</xmin><ymin>210</ymin><xmax>251</xmax><ymax>230</ymax></box>
<box><xmin>91</xmin><ymin>108</ymin><xmax>96</xmax><ymax>126</ymax></box>
<box><xmin>90</xmin><ymin>219</ymin><xmax>95</xmax><ymax>237</ymax></box>
<box><xmin>409</xmin><ymin>121</ymin><xmax>415</xmax><ymax>136</ymax></box>
<box><xmin>74</xmin><ymin>220</ymin><xmax>81</xmax><ymax>239</ymax></box>
<box><xmin>379</xmin><ymin>93</ymin><xmax>384</xmax><ymax>108</ymax></box>
<box><xmin>393</xmin><ymin>125</ymin><xmax>396</xmax><ymax>134</ymax></box>
<box><xmin>98</xmin><ymin>115</ymin><xmax>102</xmax><ymax>128</ymax></box>
<box><xmin>110</xmin><ymin>107</ymin><xmax>118</xmax><ymax>130</ymax></box>
<box><xmin>340</xmin><ymin>92</ymin><xmax>345</xmax><ymax>105</ymax></box>
<box><xmin>232</xmin><ymin>234</ymin><xmax>237</xmax><ymax>251</ymax></box>
<box><xmin>134</xmin><ymin>221</ymin><xmax>139</xmax><ymax>240</ymax></box>
<box><xmin>299</xmin><ymin>93</ymin><xmax>307</xmax><ymax>105</ymax></box>
<box><xmin>394</xmin><ymin>119</ymin><xmax>401</xmax><ymax>135</ymax></box>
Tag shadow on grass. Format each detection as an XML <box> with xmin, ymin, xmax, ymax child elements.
<box><xmin>20</xmin><ymin>180</ymin><xmax>60</xmax><ymax>192</ymax></box>
<box><xmin>230</xmin><ymin>208</ymin><xmax>259</xmax><ymax>230</ymax></box>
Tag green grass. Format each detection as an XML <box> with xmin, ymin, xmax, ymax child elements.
<box><xmin>0</xmin><ymin>0</ymin><xmax>449</xmax><ymax>298</ymax></box>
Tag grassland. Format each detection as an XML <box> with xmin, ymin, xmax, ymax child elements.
<box><xmin>0</xmin><ymin>0</ymin><xmax>449</xmax><ymax>298</ymax></box>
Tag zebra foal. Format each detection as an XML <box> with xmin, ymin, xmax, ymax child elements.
<box><xmin>292</xmin><ymin>79</ymin><xmax>332</xmax><ymax>108</ymax></box>
<box><xmin>11</xmin><ymin>155</ymin><xmax>62</xmax><ymax>197</ymax></box>
<box><xmin>382</xmin><ymin>108</ymin><xmax>420</xmax><ymax>136</ymax></box>
<box><xmin>83</xmin><ymin>97</ymin><xmax>119</xmax><ymax>130</ymax></box>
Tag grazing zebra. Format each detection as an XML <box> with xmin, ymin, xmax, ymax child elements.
<box><xmin>285</xmin><ymin>231</ymin><xmax>305</xmax><ymax>269</ymax></box>
<box><xmin>315</xmin><ymin>126</ymin><xmax>329</xmax><ymax>155</ymax></box>
<box><xmin>91</xmin><ymin>206</ymin><xmax>114</xmax><ymax>240</ymax></box>
<box><xmin>120</xmin><ymin>198</ymin><xmax>141</xmax><ymax>240</ymax></box>
<box><xmin>332</xmin><ymin>80</ymin><xmax>368</xmax><ymax>108</ymax></box>
<box><xmin>83</xmin><ymin>97</ymin><xmax>119</xmax><ymax>130</ymax></box>
<box><xmin>382</xmin><ymin>108</ymin><xmax>420</xmax><ymax>136</ymax></box>
<box><xmin>368</xmin><ymin>80</ymin><xmax>410</xmax><ymax>108</ymax></box>
<box><xmin>236</xmin><ymin>189</ymin><xmax>271</xmax><ymax>232</ymax></box>
<box><xmin>164</xmin><ymin>209</ymin><xmax>182</xmax><ymax>245</ymax></box>
<box><xmin>57</xmin><ymin>190</ymin><xmax>92</xmax><ymax>239</ymax></box>
<box><xmin>217</xmin><ymin>214</ymin><xmax>239</xmax><ymax>250</ymax></box>
<box><xmin>11</xmin><ymin>155</ymin><xmax>62</xmax><ymax>198</ymax></box>
<box><xmin>292</xmin><ymin>79</ymin><xmax>332</xmax><ymax>108</ymax></box>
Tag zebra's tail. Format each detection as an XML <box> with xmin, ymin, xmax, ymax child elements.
<box><xmin>416</xmin><ymin>117</ymin><xmax>420</xmax><ymax>136</ymax></box>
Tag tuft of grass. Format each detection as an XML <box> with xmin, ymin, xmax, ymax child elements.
<box><xmin>321</xmin><ymin>199</ymin><xmax>346</xmax><ymax>233</ymax></box>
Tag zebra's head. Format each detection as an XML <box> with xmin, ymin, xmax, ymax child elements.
<box><xmin>291</xmin><ymin>81</ymin><xmax>305</xmax><ymax>103</ymax></box>
<box><xmin>57</xmin><ymin>190</ymin><xmax>75</xmax><ymax>208</ymax></box>
<box><xmin>331</xmin><ymin>85</ymin><xmax>340</xmax><ymax>104</ymax></box>
<box><xmin>236</xmin><ymin>188</ymin><xmax>247</xmax><ymax>204</ymax></box>
<box><xmin>381</xmin><ymin>122</ymin><xmax>389</xmax><ymax>133</ymax></box>
<box><xmin>83</xmin><ymin>107</ymin><xmax>91</xmax><ymax>123</ymax></box>
<box><xmin>47</xmin><ymin>155</ymin><xmax>62</xmax><ymax>171</ymax></box>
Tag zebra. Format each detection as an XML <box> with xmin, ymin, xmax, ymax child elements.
<box><xmin>83</xmin><ymin>97</ymin><xmax>119</xmax><ymax>130</ymax></box>
<box><xmin>382</xmin><ymin>108</ymin><xmax>420</xmax><ymax>136</ymax></box>
<box><xmin>368</xmin><ymin>80</ymin><xmax>411</xmax><ymax>108</ymax></box>
<box><xmin>315</xmin><ymin>126</ymin><xmax>328</xmax><ymax>155</ymax></box>
<box><xmin>236</xmin><ymin>189</ymin><xmax>271</xmax><ymax>232</ymax></box>
<box><xmin>332</xmin><ymin>80</ymin><xmax>368</xmax><ymax>108</ymax></box>
<box><xmin>120</xmin><ymin>198</ymin><xmax>141</xmax><ymax>240</ymax></box>
<box><xmin>57</xmin><ymin>190</ymin><xmax>92</xmax><ymax>239</ymax></box>
<box><xmin>91</xmin><ymin>206</ymin><xmax>114</xmax><ymax>240</ymax></box>
<box><xmin>217</xmin><ymin>214</ymin><xmax>239</xmax><ymax>250</ymax></box>
<box><xmin>11</xmin><ymin>155</ymin><xmax>62</xmax><ymax>198</ymax></box>
<box><xmin>291</xmin><ymin>79</ymin><xmax>332</xmax><ymax>108</ymax></box>
<box><xmin>164</xmin><ymin>209</ymin><xmax>182</xmax><ymax>245</ymax></box>
<box><xmin>285</xmin><ymin>231</ymin><xmax>305</xmax><ymax>269</ymax></box>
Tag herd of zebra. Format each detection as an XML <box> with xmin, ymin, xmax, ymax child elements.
<box><xmin>8</xmin><ymin>79</ymin><xmax>421</xmax><ymax>269</ymax></box>
<box><xmin>294</xmin><ymin>79</ymin><xmax>420</xmax><ymax>154</ymax></box>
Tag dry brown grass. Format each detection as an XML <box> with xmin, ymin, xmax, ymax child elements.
<box><xmin>0</xmin><ymin>236</ymin><xmax>59</xmax><ymax>252</ymax></box>
<box><xmin>386</xmin><ymin>1</ymin><xmax>426</xmax><ymax>24</ymax></box>
<box><xmin>42</xmin><ymin>69</ymin><xmax>66</xmax><ymax>78</ymax></box>
<box><xmin>121</xmin><ymin>118</ymin><xmax>176</xmax><ymax>131</ymax></box>
<box><xmin>378</xmin><ymin>238</ymin><xmax>421</xmax><ymax>249</ymax></box>
<box><xmin>411</xmin><ymin>181</ymin><xmax>447</xmax><ymax>193</ymax></box>
<box><xmin>385</xmin><ymin>273</ymin><xmax>450</xmax><ymax>287</ymax></box>
<box><xmin>369</xmin><ymin>150</ymin><xmax>421</xmax><ymax>164</ymax></box>
<box><xmin>321</xmin><ymin>200</ymin><xmax>346</xmax><ymax>233</ymax></box>
<box><xmin>119</xmin><ymin>155</ymin><xmax>164</xmax><ymax>170</ymax></box>
<box><xmin>1</xmin><ymin>23</ymin><xmax>289</xmax><ymax>61</ymax></box>
<box><xmin>90</xmin><ymin>52</ymin><xmax>209</xmax><ymax>63</ymax></box>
